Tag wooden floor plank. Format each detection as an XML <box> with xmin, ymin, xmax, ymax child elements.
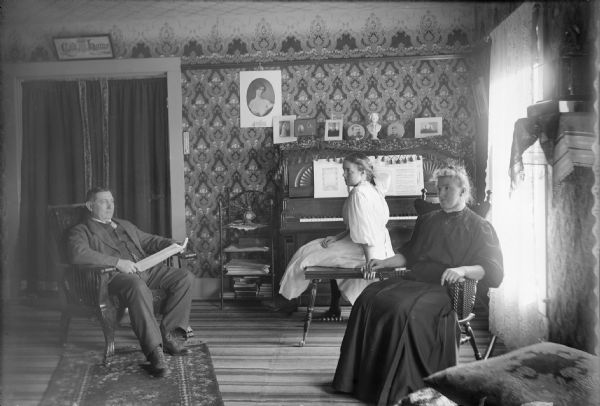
<box><xmin>1</xmin><ymin>298</ymin><xmax>504</xmax><ymax>405</ymax></box>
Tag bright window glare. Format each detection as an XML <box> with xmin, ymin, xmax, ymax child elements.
<box><xmin>486</xmin><ymin>3</ymin><xmax>548</xmax><ymax>348</ymax></box>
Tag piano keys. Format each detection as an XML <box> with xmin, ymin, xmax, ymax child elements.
<box><xmin>280</xmin><ymin>196</ymin><xmax>419</xmax><ymax>230</ymax></box>
<box><xmin>297</xmin><ymin>215</ymin><xmax>418</xmax><ymax>223</ymax></box>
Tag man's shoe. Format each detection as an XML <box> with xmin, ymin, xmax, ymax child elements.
<box><xmin>147</xmin><ymin>346</ymin><xmax>169</xmax><ymax>377</ymax></box>
<box><xmin>163</xmin><ymin>331</ymin><xmax>189</xmax><ymax>356</ymax></box>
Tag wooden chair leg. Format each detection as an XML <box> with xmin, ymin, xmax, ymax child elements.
<box><xmin>59</xmin><ymin>311</ymin><xmax>71</xmax><ymax>346</ymax></box>
<box><xmin>484</xmin><ymin>334</ymin><xmax>498</xmax><ymax>359</ymax></box>
<box><xmin>464</xmin><ymin>321</ymin><xmax>482</xmax><ymax>360</ymax></box>
<box><xmin>300</xmin><ymin>279</ymin><xmax>319</xmax><ymax>347</ymax></box>
<box><xmin>98</xmin><ymin>307</ymin><xmax>118</xmax><ymax>366</ymax></box>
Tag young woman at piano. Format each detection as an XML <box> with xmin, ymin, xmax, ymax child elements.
<box><xmin>332</xmin><ymin>164</ymin><xmax>504</xmax><ymax>405</ymax></box>
<box><xmin>278</xmin><ymin>152</ymin><xmax>394</xmax><ymax>318</ymax></box>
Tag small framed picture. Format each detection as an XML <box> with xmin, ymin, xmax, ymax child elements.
<box><xmin>415</xmin><ymin>117</ymin><xmax>443</xmax><ymax>138</ymax></box>
<box><xmin>294</xmin><ymin>118</ymin><xmax>317</xmax><ymax>137</ymax></box>
<box><xmin>273</xmin><ymin>115</ymin><xmax>297</xmax><ymax>144</ymax></box>
<box><xmin>324</xmin><ymin>119</ymin><xmax>343</xmax><ymax>141</ymax></box>
<box><xmin>346</xmin><ymin>123</ymin><xmax>366</xmax><ymax>140</ymax></box>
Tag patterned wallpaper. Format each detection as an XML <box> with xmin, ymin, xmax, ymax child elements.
<box><xmin>2</xmin><ymin>3</ymin><xmax>483</xmax><ymax>278</ymax></box>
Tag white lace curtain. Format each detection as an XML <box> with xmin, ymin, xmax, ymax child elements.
<box><xmin>486</xmin><ymin>2</ymin><xmax>549</xmax><ymax>349</ymax></box>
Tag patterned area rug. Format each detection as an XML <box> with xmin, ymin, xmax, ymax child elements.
<box><xmin>41</xmin><ymin>342</ymin><xmax>223</xmax><ymax>406</ymax></box>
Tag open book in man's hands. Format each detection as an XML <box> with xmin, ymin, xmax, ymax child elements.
<box><xmin>135</xmin><ymin>238</ymin><xmax>189</xmax><ymax>272</ymax></box>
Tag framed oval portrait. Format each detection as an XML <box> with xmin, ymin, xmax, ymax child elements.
<box><xmin>246</xmin><ymin>78</ymin><xmax>275</xmax><ymax>117</ymax></box>
<box><xmin>346</xmin><ymin>124</ymin><xmax>366</xmax><ymax>140</ymax></box>
<box><xmin>239</xmin><ymin>70</ymin><xmax>282</xmax><ymax>128</ymax></box>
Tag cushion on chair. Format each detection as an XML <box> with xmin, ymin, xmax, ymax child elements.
<box><xmin>423</xmin><ymin>342</ymin><xmax>600</xmax><ymax>406</ymax></box>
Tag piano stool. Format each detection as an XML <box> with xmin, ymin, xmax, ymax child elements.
<box><xmin>300</xmin><ymin>266</ymin><xmax>406</xmax><ymax>346</ymax></box>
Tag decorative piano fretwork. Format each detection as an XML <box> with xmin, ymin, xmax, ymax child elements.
<box><xmin>278</xmin><ymin>136</ymin><xmax>473</xmax><ymax>198</ymax></box>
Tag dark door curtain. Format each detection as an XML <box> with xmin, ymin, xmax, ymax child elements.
<box><xmin>107</xmin><ymin>78</ymin><xmax>170</xmax><ymax>236</ymax></box>
<box><xmin>19</xmin><ymin>81</ymin><xmax>87</xmax><ymax>293</ymax></box>
<box><xmin>18</xmin><ymin>77</ymin><xmax>170</xmax><ymax>294</ymax></box>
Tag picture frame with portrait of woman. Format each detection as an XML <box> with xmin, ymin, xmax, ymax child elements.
<box><xmin>273</xmin><ymin>115</ymin><xmax>297</xmax><ymax>144</ymax></box>
<box><xmin>240</xmin><ymin>70</ymin><xmax>282</xmax><ymax>128</ymax></box>
<box><xmin>324</xmin><ymin>119</ymin><xmax>343</xmax><ymax>141</ymax></box>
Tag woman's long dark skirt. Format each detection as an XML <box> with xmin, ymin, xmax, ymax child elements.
<box><xmin>332</xmin><ymin>279</ymin><xmax>460</xmax><ymax>405</ymax></box>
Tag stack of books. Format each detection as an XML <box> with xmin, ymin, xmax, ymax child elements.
<box><xmin>224</xmin><ymin>258</ymin><xmax>270</xmax><ymax>276</ymax></box>
<box><xmin>223</xmin><ymin>237</ymin><xmax>270</xmax><ymax>253</ymax></box>
<box><xmin>233</xmin><ymin>276</ymin><xmax>262</xmax><ymax>297</ymax></box>
<box><xmin>258</xmin><ymin>281</ymin><xmax>273</xmax><ymax>298</ymax></box>
<box><xmin>237</xmin><ymin>237</ymin><xmax>269</xmax><ymax>248</ymax></box>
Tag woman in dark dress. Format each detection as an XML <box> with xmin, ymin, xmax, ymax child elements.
<box><xmin>332</xmin><ymin>165</ymin><xmax>504</xmax><ymax>406</ymax></box>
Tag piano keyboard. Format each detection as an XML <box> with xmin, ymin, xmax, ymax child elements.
<box><xmin>299</xmin><ymin>215</ymin><xmax>418</xmax><ymax>223</ymax></box>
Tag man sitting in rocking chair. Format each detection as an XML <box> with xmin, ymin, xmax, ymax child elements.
<box><xmin>68</xmin><ymin>187</ymin><xmax>194</xmax><ymax>377</ymax></box>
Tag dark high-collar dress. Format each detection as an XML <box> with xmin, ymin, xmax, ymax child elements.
<box><xmin>332</xmin><ymin>207</ymin><xmax>504</xmax><ymax>405</ymax></box>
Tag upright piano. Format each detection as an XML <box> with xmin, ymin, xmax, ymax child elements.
<box><xmin>278</xmin><ymin>150</ymin><xmax>428</xmax><ymax>276</ymax></box>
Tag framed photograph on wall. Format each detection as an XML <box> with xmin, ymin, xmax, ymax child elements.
<box><xmin>294</xmin><ymin>118</ymin><xmax>317</xmax><ymax>137</ymax></box>
<box><xmin>240</xmin><ymin>70</ymin><xmax>282</xmax><ymax>128</ymax></box>
<box><xmin>346</xmin><ymin>123</ymin><xmax>366</xmax><ymax>140</ymax></box>
<box><xmin>273</xmin><ymin>115</ymin><xmax>297</xmax><ymax>144</ymax></box>
<box><xmin>324</xmin><ymin>119</ymin><xmax>343</xmax><ymax>141</ymax></box>
<box><xmin>415</xmin><ymin>117</ymin><xmax>443</xmax><ymax>138</ymax></box>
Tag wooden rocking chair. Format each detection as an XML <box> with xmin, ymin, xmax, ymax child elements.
<box><xmin>48</xmin><ymin>204</ymin><xmax>195</xmax><ymax>365</ymax></box>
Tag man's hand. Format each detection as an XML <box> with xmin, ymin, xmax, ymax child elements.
<box><xmin>116</xmin><ymin>259</ymin><xmax>141</xmax><ymax>274</ymax></box>
<box><xmin>441</xmin><ymin>267</ymin><xmax>466</xmax><ymax>285</ymax></box>
<box><xmin>320</xmin><ymin>236</ymin><xmax>337</xmax><ymax>248</ymax></box>
<box><xmin>177</xmin><ymin>237</ymin><xmax>189</xmax><ymax>253</ymax></box>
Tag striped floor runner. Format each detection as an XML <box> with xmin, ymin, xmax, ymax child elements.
<box><xmin>2</xmin><ymin>298</ymin><xmax>504</xmax><ymax>405</ymax></box>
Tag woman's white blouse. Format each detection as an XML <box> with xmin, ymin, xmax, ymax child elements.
<box><xmin>342</xmin><ymin>182</ymin><xmax>390</xmax><ymax>247</ymax></box>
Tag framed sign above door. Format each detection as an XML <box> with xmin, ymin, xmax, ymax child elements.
<box><xmin>53</xmin><ymin>35</ymin><xmax>114</xmax><ymax>60</ymax></box>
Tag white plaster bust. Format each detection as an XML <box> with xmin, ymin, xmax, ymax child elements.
<box><xmin>367</xmin><ymin>112</ymin><xmax>381</xmax><ymax>139</ymax></box>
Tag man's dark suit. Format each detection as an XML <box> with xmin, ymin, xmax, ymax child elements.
<box><xmin>68</xmin><ymin>216</ymin><xmax>194</xmax><ymax>356</ymax></box>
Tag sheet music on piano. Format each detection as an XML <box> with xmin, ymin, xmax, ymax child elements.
<box><xmin>313</xmin><ymin>158</ymin><xmax>348</xmax><ymax>198</ymax></box>
<box><xmin>312</xmin><ymin>155</ymin><xmax>424</xmax><ymax>198</ymax></box>
<box><xmin>373</xmin><ymin>155</ymin><xmax>424</xmax><ymax>196</ymax></box>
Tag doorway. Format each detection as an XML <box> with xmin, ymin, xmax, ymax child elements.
<box><xmin>3</xmin><ymin>58</ymin><xmax>186</xmax><ymax>298</ymax></box>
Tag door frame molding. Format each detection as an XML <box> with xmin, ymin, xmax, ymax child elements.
<box><xmin>2</xmin><ymin>58</ymin><xmax>185</xmax><ymax>298</ymax></box>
